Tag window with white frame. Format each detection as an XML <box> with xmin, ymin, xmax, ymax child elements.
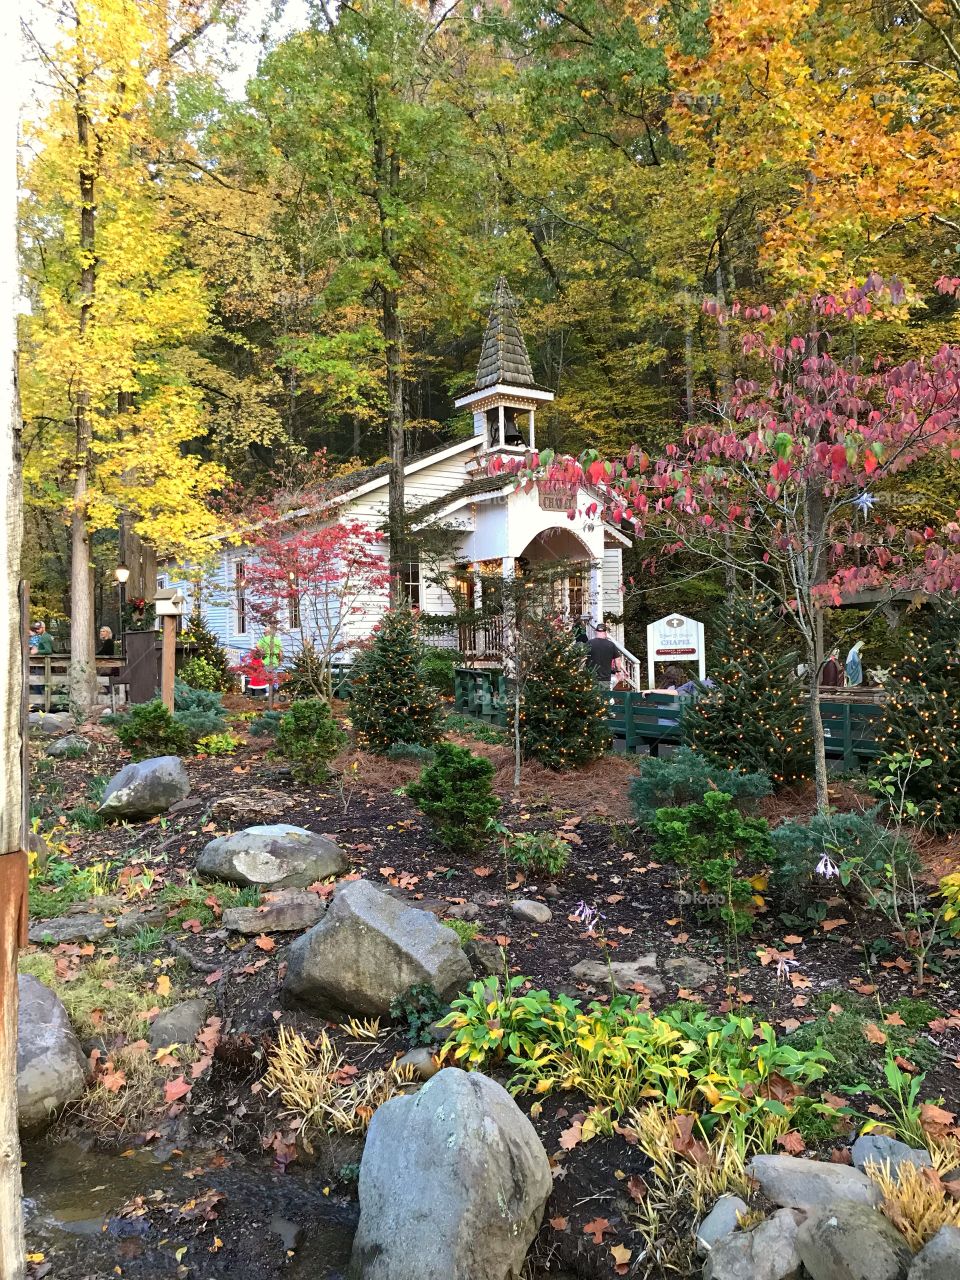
<box><xmin>287</xmin><ymin>570</ymin><xmax>301</xmax><ymax>630</ymax></box>
<box><xmin>401</xmin><ymin>558</ymin><xmax>421</xmax><ymax>609</ymax></box>
<box><xmin>234</xmin><ymin>559</ymin><xmax>247</xmax><ymax>635</ymax></box>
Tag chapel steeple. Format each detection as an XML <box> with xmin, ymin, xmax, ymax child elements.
<box><xmin>455</xmin><ymin>276</ymin><xmax>554</xmax><ymax>454</ymax></box>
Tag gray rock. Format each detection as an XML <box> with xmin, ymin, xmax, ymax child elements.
<box><xmin>796</xmin><ymin>1202</ymin><xmax>912</xmax><ymax>1280</ymax></box>
<box><xmin>909</xmin><ymin>1225</ymin><xmax>960</xmax><ymax>1280</ymax></box>
<box><xmin>28</xmin><ymin>914</ymin><xmax>109</xmax><ymax>945</ymax></box>
<box><xmin>510</xmin><ymin>899</ymin><xmax>552</xmax><ymax>925</ymax></box>
<box><xmin>283</xmin><ymin>879</ymin><xmax>473</xmax><ymax>1018</ymax></box>
<box><xmin>198</xmin><ymin>824</ymin><xmax>346</xmax><ymax>889</ymax></box>
<box><xmin>396</xmin><ymin>1047</ymin><xmax>441</xmax><ymax>1081</ymax></box>
<box><xmin>747</xmin><ymin>1155</ymin><xmax>881</xmax><ymax>1210</ymax></box>
<box><xmin>697</xmin><ymin>1194</ymin><xmax>749</xmax><ymax>1257</ymax></box>
<box><xmin>100</xmin><ymin>756</ymin><xmax>190</xmax><ymax>819</ymax></box>
<box><xmin>29</xmin><ymin>711</ymin><xmax>74</xmax><ymax>737</ymax></box>
<box><xmin>570</xmin><ymin>955</ymin><xmax>665</xmax><ymax>996</ymax></box>
<box><xmin>851</xmin><ymin>1133</ymin><xmax>933</xmax><ymax>1177</ymax></box>
<box><xmin>703</xmin><ymin>1208</ymin><xmax>803</xmax><ymax>1280</ymax></box>
<box><xmin>17</xmin><ymin>974</ymin><xmax>87</xmax><ymax>1131</ymax></box>
<box><xmin>222</xmin><ymin>890</ymin><xmax>325</xmax><ymax>934</ymax></box>
<box><xmin>446</xmin><ymin>901</ymin><xmax>480</xmax><ymax>921</ymax></box>
<box><xmin>148</xmin><ymin>999</ymin><xmax>211</xmax><ymax>1049</ymax></box>
<box><xmin>115</xmin><ymin>906</ymin><xmax>169</xmax><ymax>937</ymax></box>
<box><xmin>663</xmin><ymin>955</ymin><xmax>716</xmax><ymax>989</ymax></box>
<box><xmin>466</xmin><ymin>937</ymin><xmax>504</xmax><ymax>977</ymax></box>
<box><xmin>211</xmin><ymin>789</ymin><xmax>294</xmax><ymax>825</ymax></box>
<box><xmin>350</xmin><ymin>1068</ymin><xmax>551</xmax><ymax>1280</ymax></box>
<box><xmin>46</xmin><ymin>734</ymin><xmax>90</xmax><ymax>758</ymax></box>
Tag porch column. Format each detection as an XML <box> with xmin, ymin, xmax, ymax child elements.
<box><xmin>498</xmin><ymin>404</ymin><xmax>505</xmax><ymax>448</ymax></box>
<box><xmin>528</xmin><ymin>409</ymin><xmax>535</xmax><ymax>450</ymax></box>
<box><xmin>589</xmin><ymin>559</ymin><xmax>602</xmax><ymax>629</ymax></box>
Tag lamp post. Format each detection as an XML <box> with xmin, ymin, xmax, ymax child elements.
<box><xmin>114</xmin><ymin>563</ymin><xmax>129</xmax><ymax>655</ymax></box>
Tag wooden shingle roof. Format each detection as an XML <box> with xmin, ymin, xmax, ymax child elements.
<box><xmin>474</xmin><ymin>276</ymin><xmax>536</xmax><ymax>390</ymax></box>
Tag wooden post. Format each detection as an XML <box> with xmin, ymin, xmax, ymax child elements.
<box><xmin>160</xmin><ymin>615</ymin><xmax>176</xmax><ymax>713</ymax></box>
<box><xmin>0</xmin><ymin>0</ymin><xmax>24</xmax><ymax>1260</ymax></box>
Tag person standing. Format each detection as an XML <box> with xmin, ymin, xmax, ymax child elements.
<box><xmin>586</xmin><ymin>623</ymin><xmax>621</xmax><ymax>686</ymax></box>
<box><xmin>32</xmin><ymin>621</ymin><xmax>53</xmax><ymax>655</ymax></box>
<box><xmin>96</xmin><ymin>626</ymin><xmax>115</xmax><ymax>656</ymax></box>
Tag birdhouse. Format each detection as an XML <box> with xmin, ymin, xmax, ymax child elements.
<box><xmin>153</xmin><ymin>587</ymin><xmax>186</xmax><ymax>617</ymax></box>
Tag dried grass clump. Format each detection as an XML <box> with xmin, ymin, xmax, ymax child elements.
<box><xmin>869</xmin><ymin>1158</ymin><xmax>960</xmax><ymax>1251</ymax></box>
<box><xmin>263</xmin><ymin>1025</ymin><xmax>410</xmax><ymax>1143</ymax></box>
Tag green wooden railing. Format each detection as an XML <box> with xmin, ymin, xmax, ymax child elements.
<box><xmin>452</xmin><ymin>668</ymin><xmax>884</xmax><ymax>770</ymax></box>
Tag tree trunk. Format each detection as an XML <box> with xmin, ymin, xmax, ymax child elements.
<box><xmin>807</xmin><ymin>658</ymin><xmax>830</xmax><ymax>814</ymax></box>
<box><xmin>69</xmin><ymin>84</ymin><xmax>99</xmax><ymax>715</ymax></box>
<box><xmin>0</xmin><ymin>0</ymin><xmax>26</xmax><ymax>1262</ymax></box>
<box><xmin>384</xmin><ymin>282</ymin><xmax>405</xmax><ymax>604</ymax></box>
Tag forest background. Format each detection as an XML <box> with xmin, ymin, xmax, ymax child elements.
<box><xmin>19</xmin><ymin>0</ymin><xmax>960</xmax><ymax>659</ymax></box>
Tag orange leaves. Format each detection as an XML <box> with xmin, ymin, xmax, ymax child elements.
<box><xmin>164</xmin><ymin>1076</ymin><xmax>192</xmax><ymax>1104</ymax></box>
<box><xmin>863</xmin><ymin>1022</ymin><xmax>887</xmax><ymax>1046</ymax></box>
<box><xmin>254</xmin><ymin>934</ymin><xmax>276</xmax><ymax>952</ymax></box>
<box><xmin>559</xmin><ymin>1121</ymin><xmax>582</xmax><ymax>1151</ymax></box>
<box><xmin>776</xmin><ymin>1130</ymin><xmax>805</xmax><ymax>1155</ymax></box>
<box><xmin>582</xmin><ymin>1217</ymin><xmax>611</xmax><ymax>1245</ymax></box>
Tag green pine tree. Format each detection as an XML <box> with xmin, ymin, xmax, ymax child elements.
<box><xmin>520</xmin><ymin>620</ymin><xmax>610</xmax><ymax>770</ymax></box>
<box><xmin>350</xmin><ymin>605</ymin><xmax>443</xmax><ymax>753</ymax></box>
<box><xmin>681</xmin><ymin>591</ymin><xmax>810</xmax><ymax>785</ymax></box>
<box><xmin>181</xmin><ymin>610</ymin><xmax>235</xmax><ymax>693</ymax></box>
<box><xmin>879</xmin><ymin>601</ymin><xmax>960</xmax><ymax>827</ymax></box>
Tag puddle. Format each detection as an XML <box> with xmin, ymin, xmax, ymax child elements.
<box><xmin>21</xmin><ymin>1139</ymin><xmax>357</xmax><ymax>1279</ymax></box>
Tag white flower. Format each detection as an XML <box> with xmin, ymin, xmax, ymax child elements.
<box><xmin>815</xmin><ymin>853</ymin><xmax>840</xmax><ymax>880</ymax></box>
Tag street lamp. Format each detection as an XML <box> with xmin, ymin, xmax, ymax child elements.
<box><xmin>114</xmin><ymin>564</ymin><xmax>130</xmax><ymax>653</ymax></box>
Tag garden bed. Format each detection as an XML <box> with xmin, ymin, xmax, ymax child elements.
<box><xmin>21</xmin><ymin>719</ymin><xmax>960</xmax><ymax>1280</ymax></box>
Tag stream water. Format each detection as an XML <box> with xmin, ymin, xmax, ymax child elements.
<box><xmin>22</xmin><ymin>1139</ymin><xmax>358</xmax><ymax>1278</ymax></box>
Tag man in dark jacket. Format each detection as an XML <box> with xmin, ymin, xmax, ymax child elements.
<box><xmin>586</xmin><ymin>623</ymin><xmax>621</xmax><ymax>685</ymax></box>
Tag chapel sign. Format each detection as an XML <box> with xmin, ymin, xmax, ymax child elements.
<box><xmin>646</xmin><ymin>613</ymin><xmax>706</xmax><ymax>688</ymax></box>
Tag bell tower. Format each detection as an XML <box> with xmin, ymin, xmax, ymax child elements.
<box><xmin>455</xmin><ymin>276</ymin><xmax>554</xmax><ymax>456</ymax></box>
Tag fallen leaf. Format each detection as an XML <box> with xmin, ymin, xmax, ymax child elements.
<box><xmin>156</xmin><ymin>974</ymin><xmax>171</xmax><ymax>998</ymax></box>
<box><xmin>583</xmin><ymin>1217</ymin><xmax>611</xmax><ymax>1245</ymax></box>
<box><xmin>884</xmin><ymin>1012</ymin><xmax>907</xmax><ymax>1026</ymax></box>
<box><xmin>473</xmin><ymin>867</ymin><xmax>493</xmax><ymax>878</ymax></box>
<box><xmin>559</xmin><ymin>1121</ymin><xmax>582</xmax><ymax>1151</ymax></box>
<box><xmin>610</xmin><ymin>1243</ymin><xmax>632</xmax><ymax>1270</ymax></box>
<box><xmin>255</xmin><ymin>934</ymin><xmax>276</xmax><ymax>952</ymax></box>
<box><xmin>164</xmin><ymin>1076</ymin><xmax>192</xmax><ymax>1103</ymax></box>
<box><xmin>821</xmin><ymin>917</ymin><xmax>848</xmax><ymax>932</ymax></box>
<box><xmin>626</xmin><ymin>1174</ymin><xmax>647</xmax><ymax>1203</ymax></box>
<box><xmin>783</xmin><ymin>934</ymin><xmax>804</xmax><ymax>944</ymax></box>
<box><xmin>776</xmin><ymin>1130</ymin><xmax>805</xmax><ymax>1154</ymax></box>
<box><xmin>864</xmin><ymin>1022</ymin><xmax>887</xmax><ymax>1045</ymax></box>
<box><xmin>549</xmin><ymin>1216</ymin><xmax>568</xmax><ymax>1231</ymax></box>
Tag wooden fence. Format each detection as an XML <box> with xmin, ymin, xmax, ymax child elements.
<box><xmin>454</xmin><ymin>668</ymin><xmax>885</xmax><ymax>770</ymax></box>
<box><xmin>27</xmin><ymin>655</ymin><xmax>125</xmax><ymax>712</ymax></box>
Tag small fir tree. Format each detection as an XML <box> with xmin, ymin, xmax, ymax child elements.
<box><xmin>880</xmin><ymin>602</ymin><xmax>960</xmax><ymax>827</ymax></box>
<box><xmin>350</xmin><ymin>606</ymin><xmax>443</xmax><ymax>753</ymax></box>
<box><xmin>181</xmin><ymin>610</ymin><xmax>235</xmax><ymax>693</ymax></box>
<box><xmin>520</xmin><ymin>620</ymin><xmax>610</xmax><ymax>769</ymax></box>
<box><xmin>407</xmin><ymin>743</ymin><xmax>500</xmax><ymax>855</ymax></box>
<box><xmin>681</xmin><ymin>591</ymin><xmax>811</xmax><ymax>785</ymax></box>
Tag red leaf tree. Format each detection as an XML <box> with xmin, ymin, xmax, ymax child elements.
<box><xmin>495</xmin><ymin>278</ymin><xmax>960</xmax><ymax>809</ymax></box>
<box><xmin>243</xmin><ymin>515</ymin><xmax>391</xmax><ymax>700</ymax></box>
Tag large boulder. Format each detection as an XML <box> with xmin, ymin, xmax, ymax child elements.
<box><xmin>197</xmin><ymin>824</ymin><xmax>346</xmax><ymax>889</ymax></box>
<box><xmin>349</xmin><ymin>1068</ymin><xmax>551</xmax><ymax>1279</ymax></box>
<box><xmin>851</xmin><ymin>1133</ymin><xmax>933</xmax><ymax>1178</ymax></box>
<box><xmin>796</xmin><ymin>1203</ymin><xmax>912</xmax><ymax>1280</ymax></box>
<box><xmin>28</xmin><ymin>711</ymin><xmax>74</xmax><ymax>737</ymax></box>
<box><xmin>46</xmin><ymin>734</ymin><xmax>90</xmax><ymax>758</ymax></box>
<box><xmin>746</xmin><ymin>1155</ymin><xmax>882</xmax><ymax>1210</ymax></box>
<box><xmin>909</xmin><ymin>1225</ymin><xmax>960</xmax><ymax>1279</ymax></box>
<box><xmin>702</xmin><ymin>1208</ymin><xmax>803</xmax><ymax>1280</ymax></box>
<box><xmin>99</xmin><ymin>756</ymin><xmax>190</xmax><ymax>819</ymax></box>
<box><xmin>284</xmin><ymin>879</ymin><xmax>473</xmax><ymax>1018</ymax></box>
<box><xmin>17</xmin><ymin>974</ymin><xmax>87</xmax><ymax>1131</ymax></box>
<box><xmin>222</xmin><ymin>889</ymin><xmax>325</xmax><ymax>934</ymax></box>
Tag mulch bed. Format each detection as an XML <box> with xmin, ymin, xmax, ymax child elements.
<box><xmin>22</xmin><ymin>720</ymin><xmax>960</xmax><ymax>1280</ymax></box>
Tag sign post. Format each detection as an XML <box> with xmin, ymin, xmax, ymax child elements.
<box><xmin>154</xmin><ymin>589</ymin><xmax>186</xmax><ymax>713</ymax></box>
<box><xmin>646</xmin><ymin>613</ymin><xmax>706</xmax><ymax>689</ymax></box>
